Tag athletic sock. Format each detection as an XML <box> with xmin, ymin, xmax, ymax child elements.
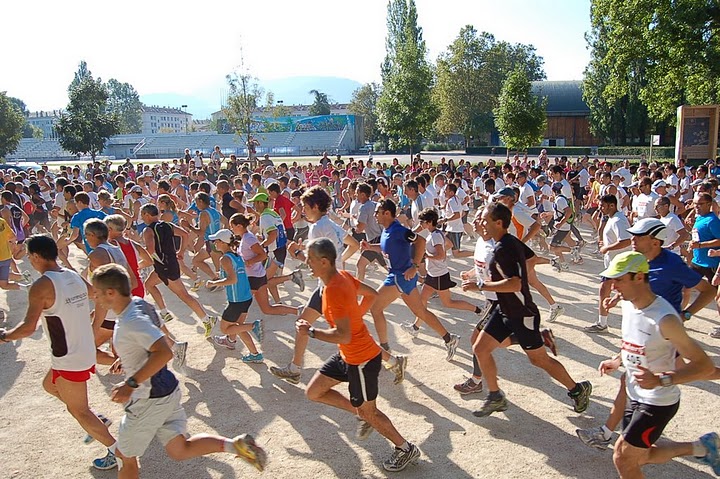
<box><xmin>398</xmin><ymin>441</ymin><xmax>411</xmax><ymax>453</ymax></box>
<box><xmin>108</xmin><ymin>442</ymin><xmax>117</xmax><ymax>454</ymax></box>
<box><xmin>693</xmin><ymin>440</ymin><xmax>707</xmax><ymax>458</ymax></box>
<box><xmin>474</xmin><ymin>306</ymin><xmax>482</xmax><ymax>314</ymax></box>
<box><xmin>598</xmin><ymin>315</ymin><xmax>608</xmax><ymax>327</ymax></box>
<box><xmin>380</xmin><ymin>342</ymin><xmax>390</xmax><ymax>351</ymax></box>
<box><xmin>160</xmin><ymin>308</ymin><xmax>168</xmax><ymax>316</ymax></box>
<box><xmin>386</xmin><ymin>356</ymin><xmax>398</xmax><ymax>367</ymax></box>
<box><xmin>442</xmin><ymin>332</ymin><xmax>451</xmax><ymax>343</ymax></box>
<box><xmin>600</xmin><ymin>425</ymin><xmax>612</xmax><ymax>440</ymax></box>
<box><xmin>223</xmin><ymin>439</ymin><xmax>236</xmax><ymax>453</ymax></box>
<box><xmin>472</xmin><ymin>354</ymin><xmax>482</xmax><ymax>378</ymax></box>
<box><xmin>412</xmin><ymin>324</ymin><xmax>420</xmax><ymax>331</ymax></box>
<box><xmin>289</xmin><ymin>362</ymin><xmax>301</xmax><ymax>373</ymax></box>
<box><xmin>487</xmin><ymin>390</ymin><xmax>503</xmax><ymax>401</ymax></box>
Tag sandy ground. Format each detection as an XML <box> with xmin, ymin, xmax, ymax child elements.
<box><xmin>1</xmin><ymin>227</ymin><xmax>719</xmax><ymax>479</ymax></box>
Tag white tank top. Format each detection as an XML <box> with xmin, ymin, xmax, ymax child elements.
<box><xmin>621</xmin><ymin>296</ymin><xmax>681</xmax><ymax>406</ymax></box>
<box><xmin>42</xmin><ymin>269</ymin><xmax>96</xmax><ymax>372</ymax></box>
<box><xmin>93</xmin><ymin>243</ymin><xmax>130</xmax><ymax>322</ymax></box>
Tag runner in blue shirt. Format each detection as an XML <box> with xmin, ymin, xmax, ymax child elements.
<box><xmin>60</xmin><ymin>192</ymin><xmax>106</xmax><ymax>254</ymax></box>
<box><xmin>362</xmin><ymin>199</ymin><xmax>460</xmax><ymax>361</ymax></box>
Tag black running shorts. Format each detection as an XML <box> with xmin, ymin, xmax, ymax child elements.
<box><xmin>319</xmin><ymin>352</ymin><xmax>382</xmax><ymax>407</ymax></box>
<box><xmin>622</xmin><ymin>400</ymin><xmax>679</xmax><ymax>448</ymax></box>
<box><xmin>483</xmin><ymin>308</ymin><xmax>543</xmax><ymax>350</ymax></box>
<box><xmin>221</xmin><ymin>299</ymin><xmax>253</xmax><ymax>323</ymax></box>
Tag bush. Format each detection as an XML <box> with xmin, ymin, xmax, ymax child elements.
<box><xmin>597</xmin><ymin>146</ymin><xmax>674</xmax><ymax>158</ymax></box>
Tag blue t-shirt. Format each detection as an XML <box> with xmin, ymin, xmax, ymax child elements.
<box><xmin>380</xmin><ymin>219</ymin><xmax>416</xmax><ymax>274</ymax></box>
<box><xmin>692</xmin><ymin>213</ymin><xmax>720</xmax><ymax>268</ymax></box>
<box><xmin>649</xmin><ymin>249</ymin><xmax>702</xmax><ymax>313</ymax></box>
<box><xmin>70</xmin><ymin>208</ymin><xmax>107</xmax><ymax>253</ymax></box>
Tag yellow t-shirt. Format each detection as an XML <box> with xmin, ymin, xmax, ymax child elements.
<box><xmin>0</xmin><ymin>218</ymin><xmax>14</xmax><ymax>261</ymax></box>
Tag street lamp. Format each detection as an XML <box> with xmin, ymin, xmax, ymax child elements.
<box><xmin>181</xmin><ymin>104</ymin><xmax>188</xmax><ymax>133</ymax></box>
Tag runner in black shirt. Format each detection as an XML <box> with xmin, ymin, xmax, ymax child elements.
<box><xmin>472</xmin><ymin>202</ymin><xmax>592</xmax><ymax>417</ymax></box>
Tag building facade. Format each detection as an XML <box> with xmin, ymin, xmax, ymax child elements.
<box><xmin>26</xmin><ymin>110</ymin><xmax>62</xmax><ymax>139</ymax></box>
<box><xmin>141</xmin><ymin>106</ymin><xmax>192</xmax><ymax>135</ymax></box>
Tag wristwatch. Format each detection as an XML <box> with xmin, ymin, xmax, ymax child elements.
<box><xmin>308</xmin><ymin>327</ymin><xmax>316</xmax><ymax>339</ymax></box>
<box><xmin>659</xmin><ymin>373</ymin><xmax>673</xmax><ymax>387</ymax></box>
<box><xmin>681</xmin><ymin>310</ymin><xmax>692</xmax><ymax>321</ymax></box>
<box><xmin>126</xmin><ymin>377</ymin><xmax>139</xmax><ymax>389</ymax></box>
<box><xmin>0</xmin><ymin>330</ymin><xmax>7</xmax><ymax>342</ymax></box>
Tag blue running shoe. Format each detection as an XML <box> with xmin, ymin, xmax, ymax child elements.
<box><xmin>250</xmin><ymin>320</ymin><xmax>264</xmax><ymax>343</ymax></box>
<box><xmin>700</xmin><ymin>432</ymin><xmax>720</xmax><ymax>476</ymax></box>
<box><xmin>92</xmin><ymin>450</ymin><xmax>117</xmax><ymax>470</ymax></box>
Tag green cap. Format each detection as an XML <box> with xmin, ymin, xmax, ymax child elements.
<box><xmin>599</xmin><ymin>251</ymin><xmax>649</xmax><ymax>279</ymax></box>
<box><xmin>249</xmin><ymin>192</ymin><xmax>269</xmax><ymax>203</ymax></box>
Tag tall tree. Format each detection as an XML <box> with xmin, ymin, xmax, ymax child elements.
<box><xmin>0</xmin><ymin>92</ymin><xmax>25</xmax><ymax>159</ymax></box>
<box><xmin>494</xmin><ymin>68</ymin><xmax>547</xmax><ymax>153</ymax></box>
<box><xmin>377</xmin><ymin>0</ymin><xmax>436</xmax><ymax>155</ymax></box>
<box><xmin>433</xmin><ymin>26</ymin><xmax>545</xmax><ymax>146</ymax></box>
<box><xmin>587</xmin><ymin>0</ymin><xmax>720</xmax><ymax>124</ymax></box>
<box><xmin>223</xmin><ymin>71</ymin><xmax>264</xmax><ymax>152</ymax></box>
<box><xmin>308</xmin><ymin>90</ymin><xmax>331</xmax><ymax>116</ymax></box>
<box><xmin>106</xmin><ymin>79</ymin><xmax>142</xmax><ymax>134</ymax></box>
<box><xmin>348</xmin><ymin>83</ymin><xmax>381</xmax><ymax>143</ymax></box>
<box><xmin>7</xmin><ymin>96</ymin><xmax>41</xmax><ymax>139</ymax></box>
<box><xmin>69</xmin><ymin>60</ymin><xmax>93</xmax><ymax>92</ymax></box>
<box><xmin>56</xmin><ymin>65</ymin><xmax>119</xmax><ymax>159</ymax></box>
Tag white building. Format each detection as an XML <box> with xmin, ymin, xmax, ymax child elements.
<box><xmin>26</xmin><ymin>110</ymin><xmax>62</xmax><ymax>139</ymax></box>
<box><xmin>141</xmin><ymin>106</ymin><xmax>192</xmax><ymax>135</ymax></box>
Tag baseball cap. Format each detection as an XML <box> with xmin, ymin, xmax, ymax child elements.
<box><xmin>144</xmin><ymin>171</ymin><xmax>153</xmax><ymax>177</ymax></box>
<box><xmin>599</xmin><ymin>251</ymin><xmax>650</xmax><ymax>279</ymax></box>
<box><xmin>169</xmin><ymin>173</ymin><xmax>182</xmax><ymax>180</ymax></box>
<box><xmin>627</xmin><ymin>218</ymin><xmax>667</xmax><ymax>241</ymax></box>
<box><xmin>130</xmin><ymin>185</ymin><xmax>143</xmax><ymax>193</ymax></box>
<box><xmin>249</xmin><ymin>192</ymin><xmax>269</xmax><ymax>203</ymax></box>
<box><xmin>551</xmin><ymin>182</ymin><xmax>564</xmax><ymax>192</ymax></box>
<box><xmin>536</xmin><ymin>175</ymin><xmax>547</xmax><ymax>183</ymax></box>
<box><xmin>492</xmin><ymin>187</ymin><xmax>516</xmax><ymax>200</ymax></box>
<box><xmin>207</xmin><ymin>229</ymin><xmax>234</xmax><ymax>244</ymax></box>
<box><xmin>652</xmin><ymin>179</ymin><xmax>667</xmax><ymax>190</ymax></box>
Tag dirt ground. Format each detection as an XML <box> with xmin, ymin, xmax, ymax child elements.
<box><xmin>1</xmin><ymin>228</ymin><xmax>718</xmax><ymax>479</ymax></box>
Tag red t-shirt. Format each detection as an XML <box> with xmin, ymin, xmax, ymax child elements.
<box><xmin>322</xmin><ymin>271</ymin><xmax>381</xmax><ymax>365</ymax></box>
<box><xmin>273</xmin><ymin>194</ymin><xmax>295</xmax><ymax>230</ymax></box>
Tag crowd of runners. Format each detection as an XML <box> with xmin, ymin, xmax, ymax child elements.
<box><xmin>1</xmin><ymin>148</ymin><xmax>720</xmax><ymax>477</ymax></box>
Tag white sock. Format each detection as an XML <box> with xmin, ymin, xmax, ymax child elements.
<box><xmin>386</xmin><ymin>356</ymin><xmax>398</xmax><ymax>367</ymax></box>
<box><xmin>160</xmin><ymin>308</ymin><xmax>168</xmax><ymax>315</ymax></box>
<box><xmin>693</xmin><ymin>440</ymin><xmax>707</xmax><ymax>458</ymax></box>
<box><xmin>600</xmin><ymin>425</ymin><xmax>612</xmax><ymax>440</ymax></box>
<box><xmin>598</xmin><ymin>315</ymin><xmax>608</xmax><ymax>327</ymax></box>
<box><xmin>223</xmin><ymin>439</ymin><xmax>236</xmax><ymax>454</ymax></box>
<box><xmin>550</xmin><ymin>303</ymin><xmax>559</xmax><ymax>310</ymax></box>
<box><xmin>398</xmin><ymin>441</ymin><xmax>411</xmax><ymax>452</ymax></box>
<box><xmin>289</xmin><ymin>362</ymin><xmax>301</xmax><ymax>373</ymax></box>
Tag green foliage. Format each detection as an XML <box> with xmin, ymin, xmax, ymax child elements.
<box><xmin>587</xmin><ymin>0</ymin><xmax>720</xmax><ymax>124</ymax></box>
<box><xmin>106</xmin><ymin>79</ymin><xmax>142</xmax><ymax>134</ymax></box>
<box><xmin>494</xmin><ymin>69</ymin><xmax>547</xmax><ymax>152</ymax></box>
<box><xmin>308</xmin><ymin>90</ymin><xmax>331</xmax><ymax>116</ymax></box>
<box><xmin>56</xmin><ymin>64</ymin><xmax>119</xmax><ymax>159</ymax></box>
<box><xmin>597</xmin><ymin>146</ymin><xmax>675</xmax><ymax>158</ymax></box>
<box><xmin>433</xmin><ymin>25</ymin><xmax>545</xmax><ymax>144</ymax></box>
<box><xmin>0</xmin><ymin>92</ymin><xmax>25</xmax><ymax>158</ymax></box>
<box><xmin>377</xmin><ymin>0</ymin><xmax>436</xmax><ymax>156</ymax></box>
<box><xmin>70</xmin><ymin>60</ymin><xmax>93</xmax><ymax>92</ymax></box>
<box><xmin>349</xmin><ymin>83</ymin><xmax>381</xmax><ymax>142</ymax></box>
<box><xmin>224</xmin><ymin>71</ymin><xmax>264</xmax><ymax>145</ymax></box>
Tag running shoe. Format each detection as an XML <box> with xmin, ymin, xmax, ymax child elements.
<box><xmin>382</xmin><ymin>443</ymin><xmax>421</xmax><ymax>472</ymax></box>
<box><xmin>472</xmin><ymin>392</ymin><xmax>508</xmax><ymax>417</ymax></box>
<box><xmin>700</xmin><ymin>432</ymin><xmax>720</xmax><ymax>475</ymax></box>
<box><xmin>92</xmin><ymin>450</ymin><xmax>118</xmax><ymax>470</ymax></box>
<box><xmin>250</xmin><ymin>320</ymin><xmax>264</xmax><ymax>343</ymax></box>
<box><xmin>190</xmin><ymin>279</ymin><xmax>203</xmax><ymax>292</ymax></box>
<box><xmin>0</xmin><ymin>309</ymin><xmax>5</xmax><ymax>323</ymax></box>
<box><xmin>172</xmin><ymin>341</ymin><xmax>188</xmax><ymax>369</ymax></box>
<box><xmin>547</xmin><ymin>304</ymin><xmax>564</xmax><ymax>323</ymax></box>
<box><xmin>212</xmin><ymin>335</ymin><xmax>236</xmax><ymax>350</ymax></box>
<box><xmin>445</xmin><ymin>334</ymin><xmax>460</xmax><ymax>361</ymax></box>
<box><xmin>559</xmin><ymin>261</ymin><xmax>570</xmax><ymax>271</ymax></box>
<box><xmin>584</xmin><ymin>323</ymin><xmax>608</xmax><ymax>333</ymax></box>
<box><xmin>241</xmin><ymin>352</ymin><xmax>264</xmax><ymax>364</ymax></box>
<box><xmin>400</xmin><ymin>322</ymin><xmax>419</xmax><ymax>338</ymax></box>
<box><xmin>21</xmin><ymin>270</ymin><xmax>32</xmax><ymax>283</ymax></box>
<box><xmin>576</xmin><ymin>426</ymin><xmax>612</xmax><ymax>450</ymax></box>
<box><xmin>83</xmin><ymin>414</ymin><xmax>112</xmax><ymax>444</ymax></box>
<box><xmin>269</xmin><ymin>364</ymin><xmax>301</xmax><ymax>384</ymax></box>
<box><xmin>569</xmin><ymin>381</ymin><xmax>592</xmax><ymax>413</ymax></box>
<box><xmin>389</xmin><ymin>355</ymin><xmax>407</xmax><ymax>385</ymax></box>
<box><xmin>232</xmin><ymin>433</ymin><xmax>268</xmax><ymax>472</ymax></box>
<box><xmin>541</xmin><ymin>328</ymin><xmax>558</xmax><ymax>356</ymax></box>
<box><xmin>476</xmin><ymin>301</ymin><xmax>493</xmax><ymax>324</ymax></box>
<box><xmin>570</xmin><ymin>246</ymin><xmax>579</xmax><ymax>262</ymax></box>
<box><xmin>577</xmin><ymin>239</ymin><xmax>586</xmax><ymax>251</ymax></box>
<box><xmin>710</xmin><ymin>327</ymin><xmax>720</xmax><ymax>339</ymax></box>
<box><xmin>161</xmin><ymin>311</ymin><xmax>174</xmax><ymax>323</ymax></box>
<box><xmin>453</xmin><ymin>377</ymin><xmax>483</xmax><ymax>395</ymax></box>
<box><xmin>356</xmin><ymin>418</ymin><xmax>374</xmax><ymax>440</ymax></box>
<box><xmin>203</xmin><ymin>316</ymin><xmax>218</xmax><ymax>338</ymax></box>
<box><xmin>290</xmin><ymin>269</ymin><xmax>305</xmax><ymax>292</ymax></box>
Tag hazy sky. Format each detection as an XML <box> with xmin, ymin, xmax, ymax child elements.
<box><xmin>4</xmin><ymin>0</ymin><xmax>591</xmax><ymax>112</ymax></box>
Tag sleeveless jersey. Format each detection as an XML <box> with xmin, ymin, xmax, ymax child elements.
<box><xmin>116</xmin><ymin>239</ymin><xmax>145</xmax><ymax>297</ymax></box>
<box><xmin>221</xmin><ymin>252</ymin><xmax>252</xmax><ymax>303</ymax></box>
<box><xmin>42</xmin><ymin>269</ymin><xmax>96</xmax><ymax>371</ymax></box>
<box><xmin>149</xmin><ymin>221</ymin><xmax>178</xmax><ymax>267</ymax></box>
<box><xmin>203</xmin><ymin>207</ymin><xmax>222</xmax><ymax>240</ymax></box>
<box><xmin>6</xmin><ymin>204</ymin><xmax>25</xmax><ymax>241</ymax></box>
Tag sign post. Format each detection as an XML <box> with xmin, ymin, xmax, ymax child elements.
<box><xmin>650</xmin><ymin>134</ymin><xmax>660</xmax><ymax>162</ymax></box>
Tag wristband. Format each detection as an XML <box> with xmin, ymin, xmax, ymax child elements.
<box><xmin>0</xmin><ymin>330</ymin><xmax>7</xmax><ymax>342</ymax></box>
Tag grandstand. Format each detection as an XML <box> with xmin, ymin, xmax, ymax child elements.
<box><xmin>7</xmin><ymin>114</ymin><xmax>362</xmax><ymax>161</ymax></box>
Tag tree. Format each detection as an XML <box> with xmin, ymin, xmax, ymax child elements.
<box><xmin>264</xmin><ymin>90</ymin><xmax>293</xmax><ymax>118</ymax></box>
<box><xmin>0</xmin><ymin>92</ymin><xmax>25</xmax><ymax>159</ymax></box>
<box><xmin>348</xmin><ymin>83</ymin><xmax>381</xmax><ymax>143</ymax></box>
<box><xmin>494</xmin><ymin>69</ymin><xmax>547</xmax><ymax>153</ymax></box>
<box><xmin>56</xmin><ymin>65</ymin><xmax>119</xmax><ymax>159</ymax></box>
<box><xmin>586</xmin><ymin>0</ymin><xmax>720</xmax><ymax>124</ymax></box>
<box><xmin>69</xmin><ymin>60</ymin><xmax>93</xmax><ymax>92</ymax></box>
<box><xmin>223</xmin><ymin>71</ymin><xmax>264</xmax><ymax>154</ymax></box>
<box><xmin>433</xmin><ymin>26</ymin><xmax>545</xmax><ymax>146</ymax></box>
<box><xmin>106</xmin><ymin>79</ymin><xmax>142</xmax><ymax>134</ymax></box>
<box><xmin>308</xmin><ymin>90</ymin><xmax>331</xmax><ymax>116</ymax></box>
<box><xmin>377</xmin><ymin>0</ymin><xmax>436</xmax><ymax>155</ymax></box>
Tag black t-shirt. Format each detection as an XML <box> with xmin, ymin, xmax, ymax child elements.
<box><xmin>221</xmin><ymin>192</ymin><xmax>235</xmax><ymax>219</ymax></box>
<box><xmin>489</xmin><ymin>233</ymin><xmax>539</xmax><ymax>317</ymax></box>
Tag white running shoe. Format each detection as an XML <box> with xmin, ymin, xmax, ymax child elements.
<box><xmin>547</xmin><ymin>304</ymin><xmax>564</xmax><ymax>323</ymax></box>
<box><xmin>400</xmin><ymin>322</ymin><xmax>419</xmax><ymax>338</ymax></box>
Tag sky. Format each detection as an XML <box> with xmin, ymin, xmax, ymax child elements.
<box><xmin>3</xmin><ymin>0</ymin><xmax>592</xmax><ymax>114</ymax></box>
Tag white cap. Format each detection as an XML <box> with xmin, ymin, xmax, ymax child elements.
<box><xmin>207</xmin><ymin>229</ymin><xmax>233</xmax><ymax>244</ymax></box>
